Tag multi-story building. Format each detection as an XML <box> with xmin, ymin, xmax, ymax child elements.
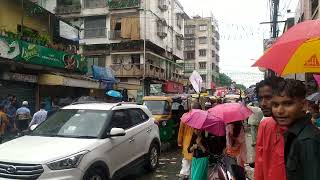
<box><xmin>36</xmin><ymin>0</ymin><xmax>186</xmax><ymax>100</ymax></box>
<box><xmin>183</xmin><ymin>16</ymin><xmax>220</xmax><ymax>91</ymax></box>
<box><xmin>0</xmin><ymin>0</ymin><xmax>104</xmax><ymax>112</ymax></box>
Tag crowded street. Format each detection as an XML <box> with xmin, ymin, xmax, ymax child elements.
<box><xmin>1</xmin><ymin>0</ymin><xmax>320</xmax><ymax>180</ymax></box>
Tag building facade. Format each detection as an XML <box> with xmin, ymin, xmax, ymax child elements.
<box><xmin>183</xmin><ymin>16</ymin><xmax>220</xmax><ymax>91</ymax></box>
<box><xmin>36</xmin><ymin>0</ymin><xmax>186</xmax><ymax>100</ymax></box>
<box><xmin>0</xmin><ymin>0</ymin><xmax>104</xmax><ymax>113</ymax></box>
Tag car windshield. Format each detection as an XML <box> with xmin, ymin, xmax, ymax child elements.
<box><xmin>144</xmin><ymin>100</ymin><xmax>170</xmax><ymax>115</ymax></box>
<box><xmin>32</xmin><ymin>109</ymin><xmax>111</xmax><ymax>139</ymax></box>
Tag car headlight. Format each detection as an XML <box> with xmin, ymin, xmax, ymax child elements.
<box><xmin>47</xmin><ymin>151</ymin><xmax>88</xmax><ymax>170</ymax></box>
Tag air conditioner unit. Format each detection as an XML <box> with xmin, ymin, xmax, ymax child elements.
<box><xmin>158</xmin><ymin>4</ymin><xmax>168</xmax><ymax>11</ymax></box>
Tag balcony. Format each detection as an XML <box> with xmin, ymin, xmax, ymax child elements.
<box><xmin>110</xmin><ymin>64</ymin><xmax>166</xmax><ymax>80</ymax></box>
<box><xmin>109</xmin><ymin>30</ymin><xmax>121</xmax><ymax>40</ymax></box>
<box><xmin>108</xmin><ymin>0</ymin><xmax>140</xmax><ymax>10</ymax></box>
<box><xmin>184</xmin><ymin>46</ymin><xmax>195</xmax><ymax>51</ymax></box>
<box><xmin>84</xmin><ymin>28</ymin><xmax>108</xmax><ymax>38</ymax></box>
<box><xmin>55</xmin><ymin>5</ymin><xmax>81</xmax><ymax>15</ymax></box>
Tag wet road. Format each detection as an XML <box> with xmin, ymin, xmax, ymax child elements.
<box><xmin>122</xmin><ymin>144</ymin><xmax>182</xmax><ymax>180</ymax></box>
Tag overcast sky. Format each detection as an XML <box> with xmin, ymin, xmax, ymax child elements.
<box><xmin>179</xmin><ymin>0</ymin><xmax>299</xmax><ymax>87</ymax></box>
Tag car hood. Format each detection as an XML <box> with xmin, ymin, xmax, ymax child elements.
<box><xmin>0</xmin><ymin>136</ymin><xmax>100</xmax><ymax>164</ymax></box>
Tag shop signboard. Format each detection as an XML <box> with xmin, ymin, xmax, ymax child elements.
<box><xmin>150</xmin><ymin>84</ymin><xmax>162</xmax><ymax>95</ymax></box>
<box><xmin>1</xmin><ymin>72</ymin><xmax>38</xmax><ymax>83</ymax></box>
<box><xmin>0</xmin><ymin>35</ymin><xmax>87</xmax><ymax>73</ymax></box>
<box><xmin>164</xmin><ymin>81</ymin><xmax>183</xmax><ymax>94</ymax></box>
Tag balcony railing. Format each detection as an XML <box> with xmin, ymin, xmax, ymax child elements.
<box><xmin>83</xmin><ymin>0</ymin><xmax>107</xmax><ymax>9</ymax></box>
<box><xmin>84</xmin><ymin>28</ymin><xmax>108</xmax><ymax>38</ymax></box>
<box><xmin>108</xmin><ymin>0</ymin><xmax>140</xmax><ymax>9</ymax></box>
<box><xmin>109</xmin><ymin>30</ymin><xmax>121</xmax><ymax>40</ymax></box>
<box><xmin>110</xmin><ymin>63</ymin><xmax>170</xmax><ymax>81</ymax></box>
<box><xmin>55</xmin><ymin>5</ymin><xmax>81</xmax><ymax>15</ymax></box>
<box><xmin>184</xmin><ymin>46</ymin><xmax>195</xmax><ymax>51</ymax></box>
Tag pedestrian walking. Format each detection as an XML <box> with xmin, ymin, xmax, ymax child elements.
<box><xmin>0</xmin><ymin>104</ymin><xmax>9</xmax><ymax>144</ymax></box>
<box><xmin>188</xmin><ymin>129</ymin><xmax>209</xmax><ymax>180</ymax></box>
<box><xmin>29</xmin><ymin>102</ymin><xmax>48</xmax><ymax>128</ymax></box>
<box><xmin>4</xmin><ymin>95</ymin><xmax>17</xmax><ymax>140</ymax></box>
<box><xmin>225</xmin><ymin>121</ymin><xmax>247</xmax><ymax>167</ymax></box>
<box><xmin>272</xmin><ymin>79</ymin><xmax>320</xmax><ymax>180</ymax></box>
<box><xmin>254</xmin><ymin>77</ymin><xmax>287</xmax><ymax>180</ymax></box>
<box><xmin>16</xmin><ymin>101</ymin><xmax>32</xmax><ymax>132</ymax></box>
<box><xmin>308</xmin><ymin>102</ymin><xmax>320</xmax><ymax>127</ymax></box>
<box><xmin>247</xmin><ymin>102</ymin><xmax>263</xmax><ymax>146</ymax></box>
<box><xmin>177</xmin><ymin>102</ymin><xmax>201</xmax><ymax>180</ymax></box>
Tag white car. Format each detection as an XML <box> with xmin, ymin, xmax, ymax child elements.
<box><xmin>0</xmin><ymin>102</ymin><xmax>161</xmax><ymax>180</ymax></box>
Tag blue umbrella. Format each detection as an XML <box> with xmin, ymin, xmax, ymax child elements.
<box><xmin>106</xmin><ymin>90</ymin><xmax>123</xmax><ymax>98</ymax></box>
<box><xmin>306</xmin><ymin>92</ymin><xmax>320</xmax><ymax>102</ymax></box>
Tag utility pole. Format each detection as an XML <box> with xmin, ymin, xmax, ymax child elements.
<box><xmin>271</xmin><ymin>0</ymin><xmax>280</xmax><ymax>38</ymax></box>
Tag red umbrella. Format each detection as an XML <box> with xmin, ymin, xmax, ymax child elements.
<box><xmin>253</xmin><ymin>20</ymin><xmax>320</xmax><ymax>75</ymax></box>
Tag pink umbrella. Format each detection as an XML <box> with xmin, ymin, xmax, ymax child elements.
<box><xmin>181</xmin><ymin>109</ymin><xmax>226</xmax><ymax>136</ymax></box>
<box><xmin>208</xmin><ymin>103</ymin><xmax>253</xmax><ymax>124</ymax></box>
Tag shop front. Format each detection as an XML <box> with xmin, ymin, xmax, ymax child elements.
<box><xmin>38</xmin><ymin>73</ymin><xmax>102</xmax><ymax>109</ymax></box>
<box><xmin>0</xmin><ymin>72</ymin><xmax>38</xmax><ymax>113</ymax></box>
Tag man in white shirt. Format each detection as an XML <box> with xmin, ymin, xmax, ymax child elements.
<box><xmin>247</xmin><ymin>102</ymin><xmax>263</xmax><ymax>146</ymax></box>
<box><xmin>29</xmin><ymin>103</ymin><xmax>47</xmax><ymax>128</ymax></box>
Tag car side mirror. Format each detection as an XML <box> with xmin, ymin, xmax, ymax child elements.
<box><xmin>108</xmin><ymin>128</ymin><xmax>126</xmax><ymax>137</ymax></box>
<box><xmin>30</xmin><ymin>124</ymin><xmax>38</xmax><ymax>131</ymax></box>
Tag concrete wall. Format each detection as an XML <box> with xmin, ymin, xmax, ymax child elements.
<box><xmin>0</xmin><ymin>0</ymin><xmax>50</xmax><ymax>36</ymax></box>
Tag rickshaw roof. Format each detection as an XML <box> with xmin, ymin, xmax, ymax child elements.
<box><xmin>143</xmin><ymin>96</ymin><xmax>173</xmax><ymax>102</ymax></box>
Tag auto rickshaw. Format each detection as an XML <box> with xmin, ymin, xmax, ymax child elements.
<box><xmin>143</xmin><ymin>96</ymin><xmax>185</xmax><ymax>143</ymax></box>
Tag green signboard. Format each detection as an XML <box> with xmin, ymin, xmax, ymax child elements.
<box><xmin>0</xmin><ymin>35</ymin><xmax>87</xmax><ymax>73</ymax></box>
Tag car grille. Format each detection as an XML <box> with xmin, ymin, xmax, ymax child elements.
<box><xmin>0</xmin><ymin>161</ymin><xmax>44</xmax><ymax>179</ymax></box>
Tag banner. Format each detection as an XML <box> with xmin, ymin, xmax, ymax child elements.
<box><xmin>0</xmin><ymin>35</ymin><xmax>87</xmax><ymax>73</ymax></box>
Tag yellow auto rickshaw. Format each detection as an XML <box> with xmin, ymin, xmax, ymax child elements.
<box><xmin>143</xmin><ymin>96</ymin><xmax>184</xmax><ymax>142</ymax></box>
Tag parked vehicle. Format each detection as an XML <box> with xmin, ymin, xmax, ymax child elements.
<box><xmin>0</xmin><ymin>102</ymin><xmax>160</xmax><ymax>180</ymax></box>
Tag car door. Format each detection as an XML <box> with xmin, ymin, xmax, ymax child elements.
<box><xmin>128</xmin><ymin>108</ymin><xmax>152</xmax><ymax>160</ymax></box>
<box><xmin>106</xmin><ymin>109</ymin><xmax>135</xmax><ymax>173</ymax></box>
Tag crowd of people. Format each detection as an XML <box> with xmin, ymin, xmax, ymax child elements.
<box><xmin>177</xmin><ymin>77</ymin><xmax>320</xmax><ymax>180</ymax></box>
<box><xmin>0</xmin><ymin>95</ymin><xmax>55</xmax><ymax>143</ymax></box>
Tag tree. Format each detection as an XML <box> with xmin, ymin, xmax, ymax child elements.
<box><xmin>236</xmin><ymin>84</ymin><xmax>247</xmax><ymax>91</ymax></box>
<box><xmin>218</xmin><ymin>73</ymin><xmax>232</xmax><ymax>87</ymax></box>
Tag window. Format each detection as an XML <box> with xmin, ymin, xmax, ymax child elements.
<box><xmin>87</xmin><ymin>56</ymin><xmax>105</xmax><ymax>74</ymax></box>
<box><xmin>32</xmin><ymin>109</ymin><xmax>111</xmax><ymax>138</ymax></box>
<box><xmin>185</xmin><ymin>39</ymin><xmax>195</xmax><ymax>47</ymax></box>
<box><xmin>199</xmin><ymin>62</ymin><xmax>207</xmax><ymax>69</ymax></box>
<box><xmin>176</xmin><ymin>36</ymin><xmax>182</xmax><ymax>50</ymax></box>
<box><xmin>199</xmin><ymin>37</ymin><xmax>207</xmax><ymax>44</ymax></box>
<box><xmin>212</xmin><ymin>50</ymin><xmax>215</xmax><ymax>57</ymax></box>
<box><xmin>176</xmin><ymin>14</ymin><xmax>183</xmax><ymax>28</ymax></box>
<box><xmin>128</xmin><ymin>109</ymin><xmax>148</xmax><ymax>126</ymax></box>
<box><xmin>84</xmin><ymin>16</ymin><xmax>107</xmax><ymax>38</ymax></box>
<box><xmin>110</xmin><ymin>110</ymin><xmax>132</xmax><ymax>130</ymax></box>
<box><xmin>199</xmin><ymin>25</ymin><xmax>207</xmax><ymax>31</ymax></box>
<box><xmin>200</xmin><ymin>75</ymin><xmax>207</xmax><ymax>82</ymax></box>
<box><xmin>185</xmin><ymin>26</ymin><xmax>195</xmax><ymax>34</ymax></box>
<box><xmin>184</xmin><ymin>52</ymin><xmax>195</xmax><ymax>59</ymax></box>
<box><xmin>212</xmin><ymin>38</ymin><xmax>215</xmax><ymax>45</ymax></box>
<box><xmin>212</xmin><ymin>63</ymin><xmax>215</xmax><ymax>70</ymax></box>
<box><xmin>157</xmin><ymin>20</ymin><xmax>167</xmax><ymax>38</ymax></box>
<box><xmin>184</xmin><ymin>63</ymin><xmax>195</xmax><ymax>70</ymax></box>
<box><xmin>199</xmin><ymin>49</ymin><xmax>206</xmax><ymax>56</ymax></box>
<box><xmin>83</xmin><ymin>0</ymin><xmax>106</xmax><ymax>9</ymax></box>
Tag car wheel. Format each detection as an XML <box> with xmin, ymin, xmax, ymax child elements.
<box><xmin>145</xmin><ymin>143</ymin><xmax>160</xmax><ymax>171</ymax></box>
<box><xmin>83</xmin><ymin>167</ymin><xmax>108</xmax><ymax>180</ymax></box>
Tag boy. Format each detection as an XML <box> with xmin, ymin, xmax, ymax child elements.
<box><xmin>271</xmin><ymin>79</ymin><xmax>320</xmax><ymax>180</ymax></box>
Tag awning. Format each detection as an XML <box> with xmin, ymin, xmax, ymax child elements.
<box><xmin>38</xmin><ymin>73</ymin><xmax>101</xmax><ymax>89</ymax></box>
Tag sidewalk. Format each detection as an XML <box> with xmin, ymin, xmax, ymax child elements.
<box><xmin>245</xmin><ymin>130</ymin><xmax>255</xmax><ymax>180</ymax></box>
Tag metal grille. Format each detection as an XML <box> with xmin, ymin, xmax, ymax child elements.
<box><xmin>0</xmin><ymin>161</ymin><xmax>44</xmax><ymax>179</ymax></box>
